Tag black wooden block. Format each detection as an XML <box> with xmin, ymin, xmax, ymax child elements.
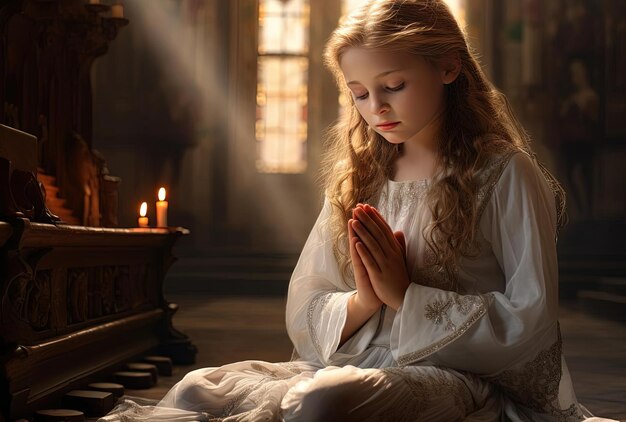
<box><xmin>114</xmin><ymin>371</ymin><xmax>155</xmax><ymax>389</ymax></box>
<box><xmin>87</xmin><ymin>382</ymin><xmax>125</xmax><ymax>398</ymax></box>
<box><xmin>143</xmin><ymin>355</ymin><xmax>173</xmax><ymax>376</ymax></box>
<box><xmin>34</xmin><ymin>409</ymin><xmax>85</xmax><ymax>422</ymax></box>
<box><xmin>62</xmin><ymin>390</ymin><xmax>115</xmax><ymax>416</ymax></box>
<box><xmin>125</xmin><ymin>362</ymin><xmax>158</xmax><ymax>384</ymax></box>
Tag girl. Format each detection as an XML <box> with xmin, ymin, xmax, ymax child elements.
<box><xmin>101</xmin><ymin>0</ymin><xmax>616</xmax><ymax>420</ymax></box>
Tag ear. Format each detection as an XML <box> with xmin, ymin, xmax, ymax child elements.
<box><xmin>439</xmin><ymin>53</ymin><xmax>461</xmax><ymax>84</ymax></box>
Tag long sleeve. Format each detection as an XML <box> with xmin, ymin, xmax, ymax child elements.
<box><xmin>286</xmin><ymin>198</ymin><xmax>382</xmax><ymax>366</ymax></box>
<box><xmin>390</xmin><ymin>152</ymin><xmax>560</xmax><ymax>374</ymax></box>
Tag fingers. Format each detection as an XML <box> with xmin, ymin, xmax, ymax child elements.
<box><xmin>348</xmin><ymin>220</ymin><xmax>367</xmax><ymax>277</ymax></box>
<box><xmin>364</xmin><ymin>205</ymin><xmax>398</xmax><ymax>251</ymax></box>
<box><xmin>355</xmin><ymin>238</ymin><xmax>380</xmax><ymax>273</ymax></box>
<box><xmin>353</xmin><ymin>207</ymin><xmax>390</xmax><ymax>253</ymax></box>
<box><xmin>353</xmin><ymin>205</ymin><xmax>399</xmax><ymax>255</ymax></box>
<box><xmin>394</xmin><ymin>231</ymin><xmax>407</xmax><ymax>258</ymax></box>
<box><xmin>369</xmin><ymin>206</ymin><xmax>394</xmax><ymax>236</ymax></box>
<box><xmin>350</xmin><ymin>217</ymin><xmax>385</xmax><ymax>265</ymax></box>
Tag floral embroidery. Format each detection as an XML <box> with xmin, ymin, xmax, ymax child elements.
<box><xmin>488</xmin><ymin>330</ymin><xmax>585</xmax><ymax>421</ymax></box>
<box><xmin>424</xmin><ymin>295</ymin><xmax>483</xmax><ymax>332</ymax></box>
<box><xmin>454</xmin><ymin>295</ymin><xmax>478</xmax><ymax>315</ymax></box>
<box><xmin>377</xmin><ymin>179</ymin><xmax>429</xmax><ymax>226</ymax></box>
<box><xmin>397</xmin><ymin>293</ymin><xmax>492</xmax><ymax>365</ymax></box>
<box><xmin>424</xmin><ymin>298</ymin><xmax>454</xmax><ymax>329</ymax></box>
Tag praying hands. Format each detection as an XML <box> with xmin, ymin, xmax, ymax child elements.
<box><xmin>349</xmin><ymin>203</ymin><xmax>411</xmax><ymax>311</ymax></box>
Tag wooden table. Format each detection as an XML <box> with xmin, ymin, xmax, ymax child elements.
<box><xmin>0</xmin><ymin>219</ymin><xmax>196</xmax><ymax>419</ymax></box>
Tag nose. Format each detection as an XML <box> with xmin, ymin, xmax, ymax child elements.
<box><xmin>370</xmin><ymin>94</ymin><xmax>389</xmax><ymax>115</ymax></box>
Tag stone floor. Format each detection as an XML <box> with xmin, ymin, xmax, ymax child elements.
<box><xmin>119</xmin><ymin>294</ymin><xmax>625</xmax><ymax>421</ymax></box>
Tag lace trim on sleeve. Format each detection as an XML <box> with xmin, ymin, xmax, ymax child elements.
<box><xmin>306</xmin><ymin>291</ymin><xmax>334</xmax><ymax>359</ymax></box>
<box><xmin>397</xmin><ymin>293</ymin><xmax>493</xmax><ymax>365</ymax></box>
<box><xmin>474</xmin><ymin>149</ymin><xmax>519</xmax><ymax>237</ymax></box>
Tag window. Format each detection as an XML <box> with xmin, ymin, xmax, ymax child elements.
<box><xmin>256</xmin><ymin>0</ymin><xmax>310</xmax><ymax>173</ymax></box>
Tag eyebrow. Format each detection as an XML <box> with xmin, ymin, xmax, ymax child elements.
<box><xmin>346</xmin><ymin>69</ymin><xmax>404</xmax><ymax>85</ymax></box>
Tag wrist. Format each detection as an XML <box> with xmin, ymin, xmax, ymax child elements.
<box><xmin>352</xmin><ymin>292</ymin><xmax>382</xmax><ymax>315</ymax></box>
<box><xmin>390</xmin><ymin>281</ymin><xmax>411</xmax><ymax>311</ymax></box>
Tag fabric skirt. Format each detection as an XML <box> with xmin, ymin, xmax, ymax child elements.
<box><xmin>98</xmin><ymin>360</ymin><xmax>501</xmax><ymax>421</ymax></box>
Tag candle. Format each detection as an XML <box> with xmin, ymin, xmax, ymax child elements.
<box><xmin>138</xmin><ymin>202</ymin><xmax>149</xmax><ymax>227</ymax></box>
<box><xmin>111</xmin><ymin>4</ymin><xmax>124</xmax><ymax>18</ymax></box>
<box><xmin>156</xmin><ymin>187</ymin><xmax>168</xmax><ymax>227</ymax></box>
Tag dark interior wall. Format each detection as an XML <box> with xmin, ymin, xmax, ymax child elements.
<box><xmin>92</xmin><ymin>0</ymin><xmax>231</xmax><ymax>251</ymax></box>
<box><xmin>491</xmin><ymin>0</ymin><xmax>625</xmax><ymax>259</ymax></box>
<box><xmin>90</xmin><ymin>0</ymin><xmax>625</xmax><ymax>257</ymax></box>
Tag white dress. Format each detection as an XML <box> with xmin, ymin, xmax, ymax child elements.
<box><xmin>99</xmin><ymin>151</ymin><xmax>615</xmax><ymax>421</ymax></box>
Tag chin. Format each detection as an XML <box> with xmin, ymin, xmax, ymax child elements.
<box><xmin>378</xmin><ymin>134</ymin><xmax>405</xmax><ymax>145</ymax></box>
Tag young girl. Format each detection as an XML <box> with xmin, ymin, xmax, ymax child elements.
<box><xmin>101</xmin><ymin>1</ymin><xmax>616</xmax><ymax>421</ymax></box>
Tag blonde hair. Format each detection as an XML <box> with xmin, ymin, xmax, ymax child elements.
<box><xmin>320</xmin><ymin>0</ymin><xmax>565</xmax><ymax>285</ymax></box>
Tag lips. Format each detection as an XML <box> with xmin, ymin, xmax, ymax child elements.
<box><xmin>376</xmin><ymin>121</ymin><xmax>400</xmax><ymax>131</ymax></box>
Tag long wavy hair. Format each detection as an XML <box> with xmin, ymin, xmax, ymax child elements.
<box><xmin>321</xmin><ymin>0</ymin><xmax>566</xmax><ymax>285</ymax></box>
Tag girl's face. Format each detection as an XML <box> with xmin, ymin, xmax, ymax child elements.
<box><xmin>340</xmin><ymin>47</ymin><xmax>450</xmax><ymax>147</ymax></box>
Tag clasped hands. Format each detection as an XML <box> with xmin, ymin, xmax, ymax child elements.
<box><xmin>349</xmin><ymin>203</ymin><xmax>411</xmax><ymax>312</ymax></box>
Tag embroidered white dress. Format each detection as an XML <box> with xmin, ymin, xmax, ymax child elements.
<box><xmin>99</xmin><ymin>152</ymin><xmax>615</xmax><ymax>422</ymax></box>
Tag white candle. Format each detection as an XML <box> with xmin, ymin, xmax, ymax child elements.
<box><xmin>156</xmin><ymin>188</ymin><xmax>168</xmax><ymax>227</ymax></box>
<box><xmin>111</xmin><ymin>4</ymin><xmax>124</xmax><ymax>18</ymax></box>
<box><xmin>138</xmin><ymin>202</ymin><xmax>149</xmax><ymax>227</ymax></box>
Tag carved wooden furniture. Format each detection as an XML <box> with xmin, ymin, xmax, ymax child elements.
<box><xmin>0</xmin><ymin>2</ymin><xmax>198</xmax><ymax>420</ymax></box>
<box><xmin>0</xmin><ymin>220</ymin><xmax>196</xmax><ymax>420</ymax></box>
<box><xmin>1</xmin><ymin>0</ymin><xmax>128</xmax><ymax>227</ymax></box>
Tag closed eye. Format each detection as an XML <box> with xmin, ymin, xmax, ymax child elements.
<box><xmin>352</xmin><ymin>83</ymin><xmax>404</xmax><ymax>101</ymax></box>
<box><xmin>386</xmin><ymin>83</ymin><xmax>405</xmax><ymax>92</ymax></box>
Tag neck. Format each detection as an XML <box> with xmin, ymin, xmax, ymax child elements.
<box><xmin>398</xmin><ymin>111</ymin><xmax>442</xmax><ymax>176</ymax></box>
<box><xmin>401</xmin><ymin>134</ymin><xmax>439</xmax><ymax>162</ymax></box>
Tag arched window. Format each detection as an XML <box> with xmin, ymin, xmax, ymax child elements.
<box><xmin>256</xmin><ymin>0</ymin><xmax>310</xmax><ymax>173</ymax></box>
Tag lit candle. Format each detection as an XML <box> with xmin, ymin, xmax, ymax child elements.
<box><xmin>156</xmin><ymin>187</ymin><xmax>168</xmax><ymax>227</ymax></box>
<box><xmin>138</xmin><ymin>202</ymin><xmax>149</xmax><ymax>227</ymax></box>
<box><xmin>111</xmin><ymin>4</ymin><xmax>124</xmax><ymax>18</ymax></box>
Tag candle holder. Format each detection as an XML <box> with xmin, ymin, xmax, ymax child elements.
<box><xmin>101</xmin><ymin>16</ymin><xmax>129</xmax><ymax>40</ymax></box>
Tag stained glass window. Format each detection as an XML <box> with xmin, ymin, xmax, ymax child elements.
<box><xmin>257</xmin><ymin>0</ymin><xmax>310</xmax><ymax>173</ymax></box>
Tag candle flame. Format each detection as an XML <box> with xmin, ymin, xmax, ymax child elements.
<box><xmin>140</xmin><ymin>202</ymin><xmax>147</xmax><ymax>217</ymax></box>
<box><xmin>158</xmin><ymin>187</ymin><xmax>166</xmax><ymax>201</ymax></box>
